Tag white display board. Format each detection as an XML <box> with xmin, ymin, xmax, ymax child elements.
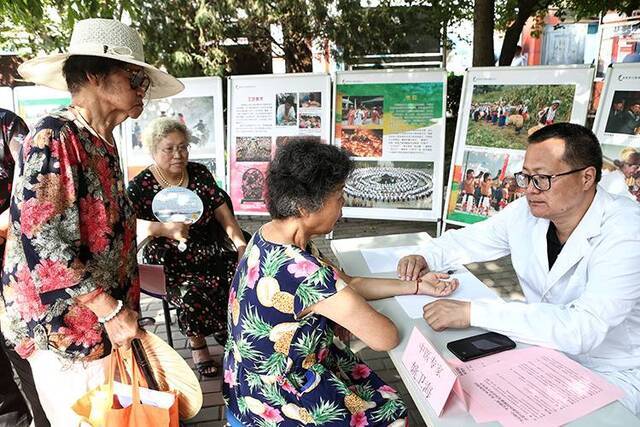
<box><xmin>12</xmin><ymin>85</ymin><xmax>71</xmax><ymax>129</ymax></box>
<box><xmin>227</xmin><ymin>73</ymin><xmax>332</xmax><ymax>215</ymax></box>
<box><xmin>444</xmin><ymin>65</ymin><xmax>594</xmax><ymax>228</ymax></box>
<box><xmin>592</xmin><ymin>63</ymin><xmax>640</xmax><ymax>203</ymax></box>
<box><xmin>333</xmin><ymin>69</ymin><xmax>447</xmax><ymax>222</ymax></box>
<box><xmin>123</xmin><ymin>77</ymin><xmax>225</xmax><ymax>187</ymax></box>
<box><xmin>0</xmin><ymin>87</ymin><xmax>14</xmax><ymax>111</ymax></box>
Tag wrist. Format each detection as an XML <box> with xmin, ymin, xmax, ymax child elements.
<box><xmin>98</xmin><ymin>300</ymin><xmax>124</xmax><ymax>323</ymax></box>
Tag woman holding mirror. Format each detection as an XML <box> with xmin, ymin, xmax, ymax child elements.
<box><xmin>127</xmin><ymin>117</ymin><xmax>246</xmax><ymax>377</ymax></box>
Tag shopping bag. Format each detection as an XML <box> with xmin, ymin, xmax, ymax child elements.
<box><xmin>73</xmin><ymin>349</ymin><xmax>179</xmax><ymax>426</ymax></box>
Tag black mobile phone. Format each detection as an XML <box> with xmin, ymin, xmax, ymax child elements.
<box><xmin>447</xmin><ymin>332</ymin><xmax>516</xmax><ymax>362</ymax></box>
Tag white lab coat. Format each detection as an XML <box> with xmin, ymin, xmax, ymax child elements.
<box><xmin>420</xmin><ymin>187</ymin><xmax>640</xmax><ymax>412</ymax></box>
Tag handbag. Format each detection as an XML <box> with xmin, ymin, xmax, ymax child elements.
<box><xmin>72</xmin><ymin>349</ymin><xmax>179</xmax><ymax>427</ymax></box>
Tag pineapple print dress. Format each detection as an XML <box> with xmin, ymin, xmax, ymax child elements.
<box><xmin>223</xmin><ymin>229</ymin><xmax>408</xmax><ymax>426</ymax></box>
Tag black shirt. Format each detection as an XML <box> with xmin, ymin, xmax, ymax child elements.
<box><xmin>547</xmin><ymin>222</ymin><xmax>564</xmax><ymax>270</ymax></box>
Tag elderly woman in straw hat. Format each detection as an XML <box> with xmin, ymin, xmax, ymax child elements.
<box><xmin>127</xmin><ymin>117</ymin><xmax>246</xmax><ymax>378</ymax></box>
<box><xmin>0</xmin><ymin>18</ymin><xmax>182</xmax><ymax>425</ymax></box>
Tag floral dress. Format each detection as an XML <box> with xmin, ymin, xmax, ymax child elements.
<box><xmin>0</xmin><ymin>107</ymin><xmax>139</xmax><ymax>362</ymax></box>
<box><xmin>223</xmin><ymin>230</ymin><xmax>408</xmax><ymax>426</ymax></box>
<box><xmin>127</xmin><ymin>162</ymin><xmax>237</xmax><ymax>341</ymax></box>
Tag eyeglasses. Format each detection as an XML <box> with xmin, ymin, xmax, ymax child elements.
<box><xmin>124</xmin><ymin>68</ymin><xmax>151</xmax><ymax>92</ymax></box>
<box><xmin>159</xmin><ymin>144</ymin><xmax>190</xmax><ymax>155</ymax></box>
<box><xmin>514</xmin><ymin>166</ymin><xmax>589</xmax><ymax>191</ymax></box>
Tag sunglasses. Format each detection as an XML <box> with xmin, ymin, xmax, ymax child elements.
<box><xmin>125</xmin><ymin>68</ymin><xmax>151</xmax><ymax>92</ymax></box>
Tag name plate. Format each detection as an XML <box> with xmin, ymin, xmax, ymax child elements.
<box><xmin>401</xmin><ymin>327</ymin><xmax>465</xmax><ymax>416</ymax></box>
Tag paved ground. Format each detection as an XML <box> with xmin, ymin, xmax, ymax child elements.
<box><xmin>140</xmin><ymin>217</ymin><xmax>524</xmax><ymax>426</ymax></box>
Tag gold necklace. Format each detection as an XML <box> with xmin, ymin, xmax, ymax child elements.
<box><xmin>69</xmin><ymin>105</ymin><xmax>116</xmax><ymax>147</ymax></box>
<box><xmin>154</xmin><ymin>165</ymin><xmax>185</xmax><ymax>187</ymax></box>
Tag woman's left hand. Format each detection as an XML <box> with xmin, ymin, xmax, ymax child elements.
<box><xmin>236</xmin><ymin>245</ymin><xmax>246</xmax><ymax>263</ymax></box>
<box><xmin>417</xmin><ymin>272</ymin><xmax>459</xmax><ymax>297</ymax></box>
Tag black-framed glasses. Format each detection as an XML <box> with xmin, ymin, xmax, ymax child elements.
<box><xmin>125</xmin><ymin>68</ymin><xmax>151</xmax><ymax>92</ymax></box>
<box><xmin>514</xmin><ymin>166</ymin><xmax>589</xmax><ymax>191</ymax></box>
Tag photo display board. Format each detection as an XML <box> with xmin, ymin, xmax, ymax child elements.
<box><xmin>334</xmin><ymin>69</ymin><xmax>447</xmax><ymax>221</ymax></box>
<box><xmin>593</xmin><ymin>63</ymin><xmax>640</xmax><ymax>203</ymax></box>
<box><xmin>445</xmin><ymin>65</ymin><xmax>594</xmax><ymax>227</ymax></box>
<box><xmin>123</xmin><ymin>77</ymin><xmax>225</xmax><ymax>187</ymax></box>
<box><xmin>227</xmin><ymin>73</ymin><xmax>331</xmax><ymax>215</ymax></box>
<box><xmin>13</xmin><ymin>86</ymin><xmax>71</xmax><ymax>129</ymax></box>
<box><xmin>0</xmin><ymin>87</ymin><xmax>14</xmax><ymax>111</ymax></box>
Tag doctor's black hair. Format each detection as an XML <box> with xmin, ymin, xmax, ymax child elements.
<box><xmin>266</xmin><ymin>139</ymin><xmax>354</xmax><ymax>219</ymax></box>
<box><xmin>528</xmin><ymin>123</ymin><xmax>602</xmax><ymax>183</ymax></box>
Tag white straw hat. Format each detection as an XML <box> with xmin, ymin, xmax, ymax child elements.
<box><xmin>18</xmin><ymin>18</ymin><xmax>184</xmax><ymax>99</ymax></box>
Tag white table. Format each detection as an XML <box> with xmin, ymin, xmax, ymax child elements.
<box><xmin>331</xmin><ymin>232</ymin><xmax>640</xmax><ymax>427</ymax></box>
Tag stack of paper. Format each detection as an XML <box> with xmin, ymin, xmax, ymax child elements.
<box><xmin>448</xmin><ymin>347</ymin><xmax>624</xmax><ymax>426</ymax></box>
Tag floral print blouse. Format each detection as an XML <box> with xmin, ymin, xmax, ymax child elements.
<box><xmin>223</xmin><ymin>230</ymin><xmax>407</xmax><ymax>426</ymax></box>
<box><xmin>0</xmin><ymin>107</ymin><xmax>139</xmax><ymax>362</ymax></box>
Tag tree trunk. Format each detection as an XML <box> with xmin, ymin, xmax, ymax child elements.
<box><xmin>283</xmin><ymin>38</ymin><xmax>313</xmax><ymax>73</ymax></box>
<box><xmin>473</xmin><ymin>0</ymin><xmax>495</xmax><ymax>66</ymax></box>
<box><xmin>498</xmin><ymin>0</ymin><xmax>554</xmax><ymax>66</ymax></box>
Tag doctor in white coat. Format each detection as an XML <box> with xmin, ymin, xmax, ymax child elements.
<box><xmin>398</xmin><ymin>123</ymin><xmax>640</xmax><ymax>414</ymax></box>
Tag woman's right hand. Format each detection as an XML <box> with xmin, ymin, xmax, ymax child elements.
<box><xmin>103</xmin><ymin>307</ymin><xmax>143</xmax><ymax>349</ymax></box>
<box><xmin>163</xmin><ymin>222</ymin><xmax>190</xmax><ymax>243</ymax></box>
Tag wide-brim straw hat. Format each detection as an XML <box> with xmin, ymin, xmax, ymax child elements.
<box><xmin>120</xmin><ymin>331</ymin><xmax>202</xmax><ymax>419</ymax></box>
<box><xmin>18</xmin><ymin>18</ymin><xmax>183</xmax><ymax>99</ymax></box>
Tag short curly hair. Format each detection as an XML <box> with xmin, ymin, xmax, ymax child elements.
<box><xmin>142</xmin><ymin>117</ymin><xmax>191</xmax><ymax>154</ymax></box>
<box><xmin>267</xmin><ymin>139</ymin><xmax>354</xmax><ymax>219</ymax></box>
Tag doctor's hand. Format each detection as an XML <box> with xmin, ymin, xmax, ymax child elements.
<box><xmin>422</xmin><ymin>300</ymin><xmax>470</xmax><ymax>331</ymax></box>
<box><xmin>397</xmin><ymin>255</ymin><xmax>429</xmax><ymax>281</ymax></box>
<box><xmin>417</xmin><ymin>272</ymin><xmax>459</xmax><ymax>297</ymax></box>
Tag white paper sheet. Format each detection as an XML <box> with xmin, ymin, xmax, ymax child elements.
<box><xmin>361</xmin><ymin>245</ymin><xmax>423</xmax><ymax>273</ymax></box>
<box><xmin>394</xmin><ymin>270</ymin><xmax>501</xmax><ymax>319</ymax></box>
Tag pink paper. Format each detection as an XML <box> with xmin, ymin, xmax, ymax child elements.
<box><xmin>401</xmin><ymin>327</ymin><xmax>462</xmax><ymax>416</ymax></box>
<box><xmin>458</xmin><ymin>346</ymin><xmax>624</xmax><ymax>427</ymax></box>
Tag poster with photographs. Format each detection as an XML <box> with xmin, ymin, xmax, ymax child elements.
<box><xmin>13</xmin><ymin>86</ymin><xmax>71</xmax><ymax>129</ymax></box>
<box><xmin>227</xmin><ymin>73</ymin><xmax>331</xmax><ymax>215</ymax></box>
<box><xmin>122</xmin><ymin>77</ymin><xmax>225</xmax><ymax>187</ymax></box>
<box><xmin>334</xmin><ymin>69</ymin><xmax>447</xmax><ymax>221</ymax></box>
<box><xmin>445</xmin><ymin>65</ymin><xmax>594</xmax><ymax>227</ymax></box>
<box><xmin>593</xmin><ymin>63</ymin><xmax>640</xmax><ymax>203</ymax></box>
<box><xmin>0</xmin><ymin>87</ymin><xmax>13</xmax><ymax>111</ymax></box>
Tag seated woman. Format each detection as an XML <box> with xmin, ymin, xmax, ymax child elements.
<box><xmin>223</xmin><ymin>139</ymin><xmax>458</xmax><ymax>426</ymax></box>
<box><xmin>127</xmin><ymin>117</ymin><xmax>246</xmax><ymax>377</ymax></box>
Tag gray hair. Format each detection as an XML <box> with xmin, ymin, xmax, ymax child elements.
<box><xmin>142</xmin><ymin>117</ymin><xmax>191</xmax><ymax>153</ymax></box>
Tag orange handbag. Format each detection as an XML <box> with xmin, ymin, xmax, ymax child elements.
<box><xmin>73</xmin><ymin>349</ymin><xmax>179</xmax><ymax>427</ymax></box>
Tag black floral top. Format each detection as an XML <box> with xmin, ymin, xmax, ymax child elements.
<box><xmin>0</xmin><ymin>108</ymin><xmax>140</xmax><ymax>362</ymax></box>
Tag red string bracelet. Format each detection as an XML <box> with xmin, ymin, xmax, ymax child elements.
<box><xmin>414</xmin><ymin>279</ymin><xmax>420</xmax><ymax>295</ymax></box>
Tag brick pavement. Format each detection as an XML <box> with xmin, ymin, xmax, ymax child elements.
<box><xmin>140</xmin><ymin>217</ymin><xmax>523</xmax><ymax>426</ymax></box>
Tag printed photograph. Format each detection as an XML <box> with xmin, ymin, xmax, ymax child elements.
<box><xmin>600</xmin><ymin>143</ymin><xmax>640</xmax><ymax>203</ymax></box>
<box><xmin>299</xmin><ymin>113</ymin><xmax>321</xmax><ymax>129</ymax></box>
<box><xmin>129</xmin><ymin>96</ymin><xmax>216</xmax><ymax>159</ymax></box>
<box><xmin>275</xmin><ymin>93</ymin><xmax>298</xmax><ymax>126</ymax></box>
<box><xmin>344</xmin><ymin>160</ymin><xmax>433</xmax><ymax>209</ymax></box>
<box><xmin>466</xmin><ymin>84</ymin><xmax>576</xmax><ymax>150</ymax></box>
<box><xmin>299</xmin><ymin>92</ymin><xmax>322</xmax><ymax>108</ymax></box>
<box><xmin>236</xmin><ymin>137</ymin><xmax>272</xmax><ymax>162</ymax></box>
<box><xmin>341</xmin><ymin>128</ymin><xmax>383</xmax><ymax>158</ymax></box>
<box><xmin>340</xmin><ymin>95</ymin><xmax>384</xmax><ymax>127</ymax></box>
<box><xmin>603</xmin><ymin>91</ymin><xmax>640</xmax><ymax>135</ymax></box>
<box><xmin>446</xmin><ymin>148</ymin><xmax>525</xmax><ymax>225</ymax></box>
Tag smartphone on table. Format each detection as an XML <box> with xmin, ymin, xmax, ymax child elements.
<box><xmin>447</xmin><ymin>332</ymin><xmax>516</xmax><ymax>362</ymax></box>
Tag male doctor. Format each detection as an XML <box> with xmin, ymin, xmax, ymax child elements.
<box><xmin>398</xmin><ymin>123</ymin><xmax>640</xmax><ymax>414</ymax></box>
